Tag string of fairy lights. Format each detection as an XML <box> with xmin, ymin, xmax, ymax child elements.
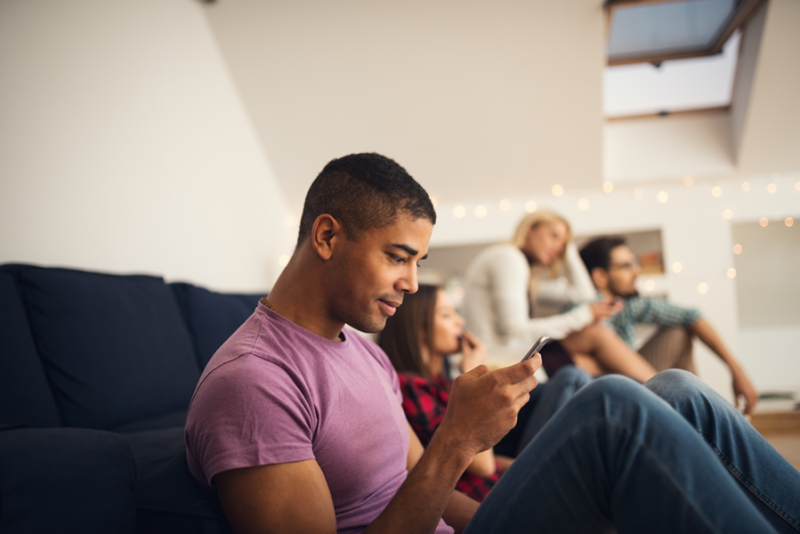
<box><xmin>429</xmin><ymin>175</ymin><xmax>799</xmax><ymax>296</ymax></box>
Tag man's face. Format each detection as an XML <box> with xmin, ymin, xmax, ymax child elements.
<box><xmin>327</xmin><ymin>213</ymin><xmax>433</xmax><ymax>334</ymax></box>
<box><xmin>606</xmin><ymin>245</ymin><xmax>640</xmax><ymax>297</ymax></box>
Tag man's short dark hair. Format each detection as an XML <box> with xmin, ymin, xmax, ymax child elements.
<box><xmin>579</xmin><ymin>236</ymin><xmax>627</xmax><ymax>273</ymax></box>
<box><xmin>297</xmin><ymin>153</ymin><xmax>436</xmax><ymax>247</ymax></box>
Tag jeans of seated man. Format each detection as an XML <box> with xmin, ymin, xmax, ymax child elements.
<box><xmin>639</xmin><ymin>326</ymin><xmax>696</xmax><ymax>374</ymax></box>
<box><xmin>464</xmin><ymin>371</ymin><xmax>800</xmax><ymax>534</ymax></box>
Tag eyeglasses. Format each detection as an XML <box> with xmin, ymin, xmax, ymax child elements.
<box><xmin>609</xmin><ymin>261</ymin><xmax>639</xmax><ymax>271</ymax></box>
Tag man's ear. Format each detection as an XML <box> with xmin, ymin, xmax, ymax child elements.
<box><xmin>591</xmin><ymin>267</ymin><xmax>609</xmax><ymax>290</ymax></box>
<box><xmin>310</xmin><ymin>214</ymin><xmax>344</xmax><ymax>261</ymax></box>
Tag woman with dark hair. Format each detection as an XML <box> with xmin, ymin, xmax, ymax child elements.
<box><xmin>378</xmin><ymin>284</ymin><xmax>591</xmax><ymax>502</ymax></box>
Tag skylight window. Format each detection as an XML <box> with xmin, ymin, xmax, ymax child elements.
<box><xmin>604</xmin><ymin>31</ymin><xmax>740</xmax><ymax>118</ymax></box>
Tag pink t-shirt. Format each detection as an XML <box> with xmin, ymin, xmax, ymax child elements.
<box><xmin>185</xmin><ymin>303</ymin><xmax>453</xmax><ymax>534</ymax></box>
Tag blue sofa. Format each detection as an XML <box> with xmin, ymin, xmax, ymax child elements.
<box><xmin>0</xmin><ymin>263</ymin><xmax>264</xmax><ymax>533</ymax></box>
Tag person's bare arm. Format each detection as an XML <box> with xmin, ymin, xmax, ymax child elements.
<box><xmin>561</xmin><ymin>323</ymin><xmax>657</xmax><ymax>382</ymax></box>
<box><xmin>690</xmin><ymin>319</ymin><xmax>759</xmax><ymax>414</ymax></box>
<box><xmin>465</xmin><ymin>449</ymin><xmax>496</xmax><ymax>477</ymax></box>
<box><xmin>216</xmin><ymin>358</ymin><xmax>541</xmax><ymax>534</ymax></box>
<box><xmin>406</xmin><ymin>422</ymin><xmax>480</xmax><ymax>534</ymax></box>
<box><xmin>441</xmin><ymin>488</ymin><xmax>480</xmax><ymax>534</ymax></box>
<box><xmin>214</xmin><ymin>460</ymin><xmax>337</xmax><ymax>534</ymax></box>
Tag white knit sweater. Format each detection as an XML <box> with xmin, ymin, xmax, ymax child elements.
<box><xmin>461</xmin><ymin>243</ymin><xmax>594</xmax><ymax>347</ymax></box>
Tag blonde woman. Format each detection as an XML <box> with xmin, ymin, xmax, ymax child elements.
<box><xmin>462</xmin><ymin>210</ymin><xmax>657</xmax><ymax>382</ymax></box>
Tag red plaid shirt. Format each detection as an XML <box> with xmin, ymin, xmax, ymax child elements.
<box><xmin>398</xmin><ymin>373</ymin><xmax>502</xmax><ymax>502</ymax></box>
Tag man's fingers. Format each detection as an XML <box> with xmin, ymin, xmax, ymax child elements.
<box><xmin>497</xmin><ymin>357</ymin><xmax>540</xmax><ymax>383</ymax></box>
<box><xmin>457</xmin><ymin>363</ymin><xmax>490</xmax><ymax>384</ymax></box>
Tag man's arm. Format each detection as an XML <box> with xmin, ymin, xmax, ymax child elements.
<box><xmin>690</xmin><ymin>318</ymin><xmax>759</xmax><ymax>414</ymax></box>
<box><xmin>215</xmin><ymin>359</ymin><xmax>540</xmax><ymax>534</ymax></box>
<box><xmin>406</xmin><ymin>421</ymin><xmax>481</xmax><ymax>533</ymax></box>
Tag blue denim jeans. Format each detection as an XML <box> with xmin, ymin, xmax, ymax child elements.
<box><xmin>465</xmin><ymin>370</ymin><xmax>800</xmax><ymax>534</ymax></box>
<box><xmin>515</xmin><ymin>366</ymin><xmax>592</xmax><ymax>456</ymax></box>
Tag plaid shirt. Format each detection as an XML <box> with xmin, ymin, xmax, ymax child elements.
<box><xmin>609</xmin><ymin>295</ymin><xmax>702</xmax><ymax>347</ymax></box>
<box><xmin>398</xmin><ymin>373</ymin><xmax>502</xmax><ymax>502</ymax></box>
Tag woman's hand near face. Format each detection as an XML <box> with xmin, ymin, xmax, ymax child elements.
<box><xmin>589</xmin><ymin>298</ymin><xmax>624</xmax><ymax>323</ymax></box>
<box><xmin>459</xmin><ymin>330</ymin><xmax>487</xmax><ymax>373</ymax></box>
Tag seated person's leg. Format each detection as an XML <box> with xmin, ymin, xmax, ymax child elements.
<box><xmin>645</xmin><ymin>369</ymin><xmax>800</xmax><ymax>533</ymax></box>
<box><xmin>515</xmin><ymin>366</ymin><xmax>592</xmax><ymax>456</ymax></box>
<box><xmin>639</xmin><ymin>327</ymin><xmax>696</xmax><ymax>373</ymax></box>
<box><xmin>465</xmin><ymin>376</ymin><xmax>780</xmax><ymax>534</ymax></box>
<box><xmin>560</xmin><ymin>323</ymin><xmax>657</xmax><ymax>382</ymax></box>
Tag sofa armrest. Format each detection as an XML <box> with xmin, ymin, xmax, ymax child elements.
<box><xmin>0</xmin><ymin>427</ymin><xmax>137</xmax><ymax>534</ymax></box>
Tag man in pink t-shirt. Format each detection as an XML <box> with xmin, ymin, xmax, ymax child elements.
<box><xmin>185</xmin><ymin>153</ymin><xmax>539</xmax><ymax>533</ymax></box>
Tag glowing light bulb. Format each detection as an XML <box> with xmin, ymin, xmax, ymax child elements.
<box><xmin>474</xmin><ymin>205</ymin><xmax>487</xmax><ymax>218</ymax></box>
<box><xmin>712</xmin><ymin>186</ymin><xmax>722</xmax><ymax>197</ymax></box>
<box><xmin>727</xmin><ymin>268</ymin><xmax>737</xmax><ymax>279</ymax></box>
<box><xmin>602</xmin><ymin>181</ymin><xmax>614</xmax><ymax>193</ymax></box>
<box><xmin>741</xmin><ymin>182</ymin><xmax>750</xmax><ymax>192</ymax></box>
<box><xmin>698</xmin><ymin>283</ymin><xmax>709</xmax><ymax>294</ymax></box>
<box><xmin>453</xmin><ymin>205</ymin><xmax>466</xmax><ymax>218</ymax></box>
<box><xmin>723</xmin><ymin>209</ymin><xmax>733</xmax><ymax>220</ymax></box>
<box><xmin>767</xmin><ymin>183</ymin><xmax>777</xmax><ymax>193</ymax></box>
<box><xmin>577</xmin><ymin>198</ymin><xmax>589</xmax><ymax>211</ymax></box>
<box><xmin>759</xmin><ymin>217</ymin><xmax>768</xmax><ymax>227</ymax></box>
<box><xmin>657</xmin><ymin>191</ymin><xmax>668</xmax><ymax>203</ymax></box>
<box><xmin>672</xmin><ymin>262</ymin><xmax>682</xmax><ymax>274</ymax></box>
<box><xmin>525</xmin><ymin>201</ymin><xmax>537</xmax><ymax>213</ymax></box>
<box><xmin>499</xmin><ymin>199</ymin><xmax>511</xmax><ymax>211</ymax></box>
<box><xmin>683</xmin><ymin>176</ymin><xmax>693</xmax><ymax>187</ymax></box>
<box><xmin>786</xmin><ymin>217</ymin><xmax>794</xmax><ymax>227</ymax></box>
<box><xmin>551</xmin><ymin>185</ymin><xmax>564</xmax><ymax>197</ymax></box>
<box><xmin>733</xmin><ymin>244</ymin><xmax>742</xmax><ymax>255</ymax></box>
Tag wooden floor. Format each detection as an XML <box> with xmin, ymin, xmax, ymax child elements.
<box><xmin>750</xmin><ymin>411</ymin><xmax>800</xmax><ymax>471</ymax></box>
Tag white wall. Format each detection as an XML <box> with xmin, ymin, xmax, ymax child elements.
<box><xmin>0</xmin><ymin>0</ymin><xmax>294</xmax><ymax>292</ymax></box>
<box><xmin>428</xmin><ymin>172</ymin><xmax>800</xmax><ymax>401</ymax></box>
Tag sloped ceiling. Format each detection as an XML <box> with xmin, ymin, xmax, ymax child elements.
<box><xmin>735</xmin><ymin>0</ymin><xmax>800</xmax><ymax>174</ymax></box>
<box><xmin>203</xmin><ymin>0</ymin><xmax>605</xmax><ymax>215</ymax></box>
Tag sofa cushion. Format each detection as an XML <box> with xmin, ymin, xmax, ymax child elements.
<box><xmin>0</xmin><ymin>272</ymin><xmax>61</xmax><ymax>427</ymax></box>
<box><xmin>0</xmin><ymin>427</ymin><xmax>136</xmax><ymax>534</ymax></box>
<box><xmin>170</xmin><ymin>282</ymin><xmax>263</xmax><ymax>369</ymax></box>
<box><xmin>126</xmin><ymin>427</ymin><xmax>230</xmax><ymax>534</ymax></box>
<box><xmin>14</xmin><ymin>265</ymin><xmax>200</xmax><ymax>430</ymax></box>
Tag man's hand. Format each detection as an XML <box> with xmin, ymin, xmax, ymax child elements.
<box><xmin>437</xmin><ymin>355</ymin><xmax>541</xmax><ymax>460</ymax></box>
<box><xmin>690</xmin><ymin>319</ymin><xmax>759</xmax><ymax>415</ymax></box>
<box><xmin>730</xmin><ymin>363</ymin><xmax>759</xmax><ymax>414</ymax></box>
<box><xmin>590</xmin><ymin>299</ymin><xmax>624</xmax><ymax>322</ymax></box>
<box><xmin>459</xmin><ymin>330</ymin><xmax>487</xmax><ymax>373</ymax></box>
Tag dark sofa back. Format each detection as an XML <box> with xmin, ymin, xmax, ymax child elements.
<box><xmin>0</xmin><ymin>264</ymin><xmax>264</xmax><ymax>433</ymax></box>
<box><xmin>170</xmin><ymin>283</ymin><xmax>263</xmax><ymax>369</ymax></box>
<box><xmin>0</xmin><ymin>272</ymin><xmax>62</xmax><ymax>428</ymax></box>
<box><xmin>1</xmin><ymin>264</ymin><xmax>199</xmax><ymax>431</ymax></box>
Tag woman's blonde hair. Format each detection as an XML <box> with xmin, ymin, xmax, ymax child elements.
<box><xmin>511</xmin><ymin>210</ymin><xmax>572</xmax><ymax>301</ymax></box>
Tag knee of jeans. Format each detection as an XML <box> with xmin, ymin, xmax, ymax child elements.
<box><xmin>579</xmin><ymin>374</ymin><xmax>642</xmax><ymax>403</ymax></box>
<box><xmin>551</xmin><ymin>365</ymin><xmax>592</xmax><ymax>390</ymax></box>
<box><xmin>645</xmin><ymin>369</ymin><xmax>704</xmax><ymax>405</ymax></box>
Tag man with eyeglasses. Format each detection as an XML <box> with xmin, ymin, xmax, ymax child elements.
<box><xmin>579</xmin><ymin>236</ymin><xmax>759</xmax><ymax>414</ymax></box>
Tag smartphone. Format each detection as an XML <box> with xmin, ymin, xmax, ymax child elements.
<box><xmin>520</xmin><ymin>335</ymin><xmax>550</xmax><ymax>362</ymax></box>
